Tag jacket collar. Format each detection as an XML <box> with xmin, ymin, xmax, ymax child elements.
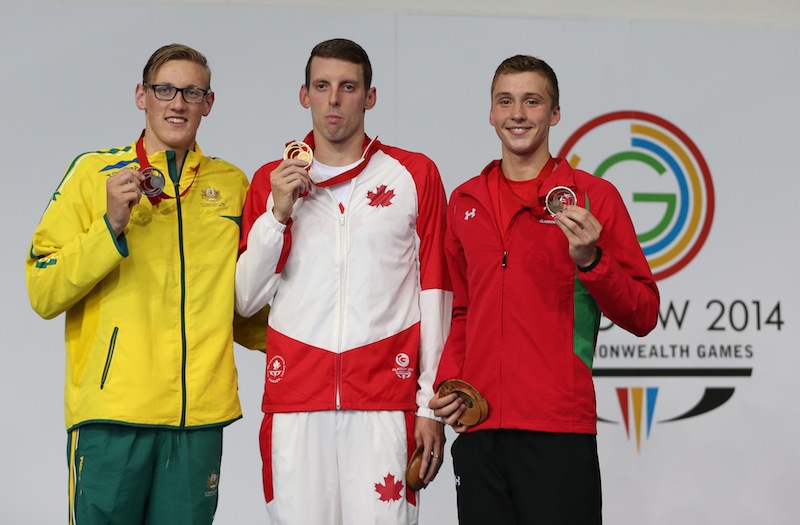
<box><xmin>296</xmin><ymin>131</ymin><xmax>381</xmax><ymax>187</ymax></box>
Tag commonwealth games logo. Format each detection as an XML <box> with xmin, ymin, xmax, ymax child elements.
<box><xmin>557</xmin><ymin>111</ymin><xmax>715</xmax><ymax>281</ymax></box>
<box><xmin>558</xmin><ymin>111</ymin><xmax>751</xmax><ymax>453</ymax></box>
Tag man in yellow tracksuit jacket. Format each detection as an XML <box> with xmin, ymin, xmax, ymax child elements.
<box><xmin>25</xmin><ymin>44</ymin><xmax>260</xmax><ymax>524</ymax></box>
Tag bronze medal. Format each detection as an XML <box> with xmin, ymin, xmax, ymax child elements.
<box><xmin>438</xmin><ymin>379</ymin><xmax>489</xmax><ymax>427</ymax></box>
<box><xmin>405</xmin><ymin>444</ymin><xmax>426</xmax><ymax>492</ymax></box>
<box><xmin>545</xmin><ymin>186</ymin><xmax>577</xmax><ymax>215</ymax></box>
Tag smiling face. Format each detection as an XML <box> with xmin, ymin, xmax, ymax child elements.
<box><xmin>489</xmin><ymin>71</ymin><xmax>560</xmax><ymax>161</ymax></box>
<box><xmin>299</xmin><ymin>56</ymin><xmax>376</xmax><ymax>158</ymax></box>
<box><xmin>135</xmin><ymin>59</ymin><xmax>214</xmax><ymax>155</ymax></box>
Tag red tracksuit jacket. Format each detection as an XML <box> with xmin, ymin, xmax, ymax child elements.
<box><xmin>435</xmin><ymin>159</ymin><xmax>659</xmax><ymax>434</ymax></box>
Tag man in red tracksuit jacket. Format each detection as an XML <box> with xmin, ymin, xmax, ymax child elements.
<box><xmin>430</xmin><ymin>55</ymin><xmax>660</xmax><ymax>525</ymax></box>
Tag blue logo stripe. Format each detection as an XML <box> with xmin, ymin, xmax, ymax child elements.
<box><xmin>646</xmin><ymin>387</ymin><xmax>658</xmax><ymax>438</ymax></box>
<box><xmin>100</xmin><ymin>159</ymin><xmax>139</xmax><ymax>172</ymax></box>
<box><xmin>632</xmin><ymin>137</ymin><xmax>690</xmax><ymax>255</ymax></box>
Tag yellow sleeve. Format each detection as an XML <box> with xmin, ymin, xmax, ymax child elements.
<box><xmin>26</xmin><ymin>155</ymin><xmax>126</xmax><ymax>319</ymax></box>
<box><xmin>233</xmin><ymin>305</ymin><xmax>269</xmax><ymax>352</ymax></box>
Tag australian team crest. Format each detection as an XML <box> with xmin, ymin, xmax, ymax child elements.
<box><xmin>204</xmin><ymin>470</ymin><xmax>219</xmax><ymax>497</ymax></box>
<box><xmin>202</xmin><ymin>187</ymin><xmax>221</xmax><ymax>202</ymax></box>
<box><xmin>201</xmin><ymin>186</ymin><xmax>227</xmax><ymax>208</ymax></box>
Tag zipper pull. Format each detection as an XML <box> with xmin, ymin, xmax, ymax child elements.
<box><xmin>502</xmin><ymin>251</ymin><xmax>508</xmax><ymax>268</ymax></box>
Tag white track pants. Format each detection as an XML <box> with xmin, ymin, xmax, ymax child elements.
<box><xmin>260</xmin><ymin>410</ymin><xmax>419</xmax><ymax>525</ymax></box>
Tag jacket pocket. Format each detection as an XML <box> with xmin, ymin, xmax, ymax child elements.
<box><xmin>100</xmin><ymin>327</ymin><xmax>119</xmax><ymax>389</ymax></box>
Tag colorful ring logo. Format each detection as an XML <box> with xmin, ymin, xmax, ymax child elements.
<box><xmin>558</xmin><ymin>111</ymin><xmax>714</xmax><ymax>280</ymax></box>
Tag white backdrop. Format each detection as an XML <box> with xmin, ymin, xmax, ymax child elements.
<box><xmin>3</xmin><ymin>2</ymin><xmax>799</xmax><ymax>524</ymax></box>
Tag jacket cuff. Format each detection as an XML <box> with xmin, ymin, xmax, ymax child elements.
<box><xmin>416</xmin><ymin>406</ymin><xmax>442</xmax><ymax>423</ymax></box>
<box><xmin>103</xmin><ymin>215</ymin><xmax>129</xmax><ymax>257</ymax></box>
<box><xmin>577</xmin><ymin>246</ymin><xmax>602</xmax><ymax>272</ymax></box>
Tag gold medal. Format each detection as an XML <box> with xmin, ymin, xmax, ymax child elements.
<box><xmin>283</xmin><ymin>141</ymin><xmax>313</xmax><ymax>168</ymax></box>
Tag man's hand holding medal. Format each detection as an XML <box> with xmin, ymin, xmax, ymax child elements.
<box><xmin>270</xmin><ymin>141</ymin><xmax>313</xmax><ymax>224</ymax></box>
<box><xmin>430</xmin><ymin>379</ymin><xmax>489</xmax><ymax>433</ymax></box>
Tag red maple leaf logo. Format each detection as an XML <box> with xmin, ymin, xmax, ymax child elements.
<box><xmin>367</xmin><ymin>185</ymin><xmax>395</xmax><ymax>207</ymax></box>
<box><xmin>374</xmin><ymin>473</ymin><xmax>403</xmax><ymax>502</ymax></box>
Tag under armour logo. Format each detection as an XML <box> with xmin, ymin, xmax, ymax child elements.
<box><xmin>454</xmin><ymin>475</ymin><xmax>461</xmax><ymax>487</ymax></box>
<box><xmin>464</xmin><ymin>208</ymin><xmax>476</xmax><ymax>221</ymax></box>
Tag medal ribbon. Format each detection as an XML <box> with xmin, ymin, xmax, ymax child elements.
<box><xmin>497</xmin><ymin>156</ymin><xmax>559</xmax><ymax>219</ymax></box>
<box><xmin>292</xmin><ymin>132</ymin><xmax>380</xmax><ymax>188</ymax></box>
<box><xmin>505</xmin><ymin>156</ymin><xmax>556</xmax><ymax>206</ymax></box>
<box><xmin>136</xmin><ymin>130</ymin><xmax>199</xmax><ymax>206</ymax></box>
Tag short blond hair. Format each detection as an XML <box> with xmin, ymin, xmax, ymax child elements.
<box><xmin>142</xmin><ymin>43</ymin><xmax>211</xmax><ymax>88</ymax></box>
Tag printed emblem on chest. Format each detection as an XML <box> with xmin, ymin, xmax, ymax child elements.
<box><xmin>367</xmin><ymin>184</ymin><xmax>395</xmax><ymax>208</ymax></box>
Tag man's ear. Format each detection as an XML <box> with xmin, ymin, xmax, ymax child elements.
<box><xmin>364</xmin><ymin>87</ymin><xmax>376</xmax><ymax>111</ymax></box>
<box><xmin>135</xmin><ymin>83</ymin><xmax>146</xmax><ymax>111</ymax></box>
<box><xmin>202</xmin><ymin>91</ymin><xmax>215</xmax><ymax>117</ymax></box>
<box><xmin>550</xmin><ymin>105</ymin><xmax>561</xmax><ymax>126</ymax></box>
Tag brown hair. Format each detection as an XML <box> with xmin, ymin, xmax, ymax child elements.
<box><xmin>491</xmin><ymin>55</ymin><xmax>559</xmax><ymax>108</ymax></box>
<box><xmin>305</xmin><ymin>39</ymin><xmax>372</xmax><ymax>89</ymax></box>
<box><xmin>142</xmin><ymin>43</ymin><xmax>211</xmax><ymax>88</ymax></box>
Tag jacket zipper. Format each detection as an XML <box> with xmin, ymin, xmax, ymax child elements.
<box><xmin>100</xmin><ymin>327</ymin><xmax>119</xmax><ymax>389</ymax></box>
<box><xmin>328</xmin><ymin>185</ymin><xmax>355</xmax><ymax>410</ymax></box>
<box><xmin>167</xmin><ymin>150</ymin><xmax>189</xmax><ymax>428</ymax></box>
<box><xmin>498</xmin><ymin>207</ymin><xmax>509</xmax><ymax>426</ymax></box>
<box><xmin>335</xmin><ymin>194</ymin><xmax>349</xmax><ymax>410</ymax></box>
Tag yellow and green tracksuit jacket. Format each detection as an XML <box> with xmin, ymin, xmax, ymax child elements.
<box><xmin>26</xmin><ymin>138</ymin><xmax>252</xmax><ymax>431</ymax></box>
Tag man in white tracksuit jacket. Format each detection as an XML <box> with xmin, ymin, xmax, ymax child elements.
<box><xmin>235</xmin><ymin>38</ymin><xmax>453</xmax><ymax>525</ymax></box>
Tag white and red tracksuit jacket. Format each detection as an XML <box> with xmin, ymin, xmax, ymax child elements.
<box><xmin>435</xmin><ymin>159</ymin><xmax>660</xmax><ymax>435</ymax></box>
<box><xmin>236</xmin><ymin>133</ymin><xmax>452</xmax><ymax>418</ymax></box>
